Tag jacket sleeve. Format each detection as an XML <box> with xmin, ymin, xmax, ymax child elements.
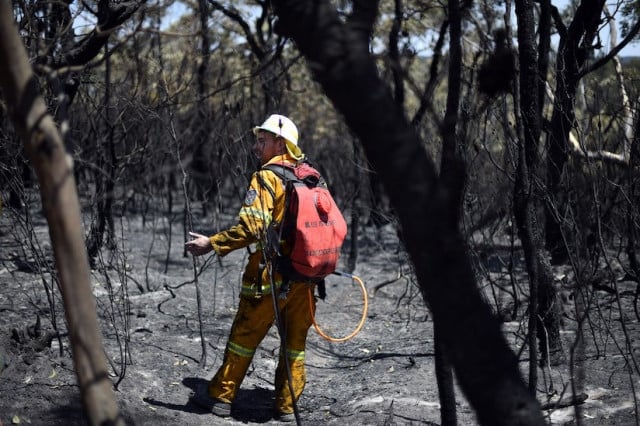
<box><xmin>210</xmin><ymin>170</ymin><xmax>280</xmax><ymax>256</ymax></box>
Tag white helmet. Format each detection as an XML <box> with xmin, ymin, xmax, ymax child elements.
<box><xmin>253</xmin><ymin>114</ymin><xmax>303</xmax><ymax>159</ymax></box>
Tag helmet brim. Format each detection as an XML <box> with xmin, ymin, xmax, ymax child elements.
<box><xmin>285</xmin><ymin>140</ymin><xmax>304</xmax><ymax>160</ymax></box>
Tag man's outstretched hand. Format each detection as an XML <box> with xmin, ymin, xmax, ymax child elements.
<box><xmin>185</xmin><ymin>232</ymin><xmax>214</xmax><ymax>256</ymax></box>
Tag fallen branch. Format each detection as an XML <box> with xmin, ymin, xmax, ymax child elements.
<box><xmin>540</xmin><ymin>392</ymin><xmax>588</xmax><ymax>410</ymax></box>
<box><xmin>372</xmin><ymin>271</ymin><xmax>409</xmax><ymax>295</ymax></box>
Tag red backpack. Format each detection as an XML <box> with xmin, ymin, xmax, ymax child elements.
<box><xmin>262</xmin><ymin>161</ymin><xmax>347</xmax><ymax>281</ymax></box>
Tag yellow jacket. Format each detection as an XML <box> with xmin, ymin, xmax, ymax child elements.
<box><xmin>210</xmin><ymin>154</ymin><xmax>296</xmax><ymax>297</ymax></box>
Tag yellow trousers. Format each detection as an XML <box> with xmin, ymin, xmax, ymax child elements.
<box><xmin>208</xmin><ymin>281</ymin><xmax>315</xmax><ymax>414</ymax></box>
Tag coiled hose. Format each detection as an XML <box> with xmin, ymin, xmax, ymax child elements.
<box><xmin>309</xmin><ymin>272</ymin><xmax>368</xmax><ymax>342</ymax></box>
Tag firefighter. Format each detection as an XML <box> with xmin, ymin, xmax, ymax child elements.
<box><xmin>185</xmin><ymin>114</ymin><xmax>315</xmax><ymax>423</ymax></box>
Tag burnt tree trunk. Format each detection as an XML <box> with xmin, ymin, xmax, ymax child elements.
<box><xmin>347</xmin><ymin>137</ymin><xmax>361</xmax><ymax>273</ymax></box>
<box><xmin>86</xmin><ymin>44</ymin><xmax>116</xmax><ymax>264</ymax></box>
<box><xmin>0</xmin><ymin>4</ymin><xmax>123</xmax><ymax>424</ymax></box>
<box><xmin>544</xmin><ymin>0</ymin><xmax>607</xmax><ymax>264</ymax></box>
<box><xmin>513</xmin><ymin>0</ymin><xmax>565</xmax><ymax>378</ymax></box>
<box><xmin>434</xmin><ymin>0</ymin><xmax>464</xmax><ymax>423</ymax></box>
<box><xmin>627</xmin><ymin>103</ymin><xmax>640</xmax><ymax>318</ymax></box>
<box><xmin>272</xmin><ymin>1</ymin><xmax>544</xmax><ymax>424</ymax></box>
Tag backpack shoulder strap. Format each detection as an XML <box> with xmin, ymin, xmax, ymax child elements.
<box><xmin>262</xmin><ymin>162</ymin><xmax>298</xmax><ymax>183</ymax></box>
<box><xmin>264</xmin><ymin>160</ymin><xmax>325</xmax><ymax>185</ymax></box>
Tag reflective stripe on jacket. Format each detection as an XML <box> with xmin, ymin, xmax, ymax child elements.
<box><xmin>210</xmin><ymin>154</ymin><xmax>295</xmax><ymax>297</ymax></box>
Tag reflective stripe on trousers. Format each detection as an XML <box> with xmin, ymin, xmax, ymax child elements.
<box><xmin>208</xmin><ymin>281</ymin><xmax>315</xmax><ymax>413</ymax></box>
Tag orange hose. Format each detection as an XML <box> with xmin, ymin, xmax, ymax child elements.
<box><xmin>309</xmin><ymin>274</ymin><xmax>368</xmax><ymax>342</ymax></box>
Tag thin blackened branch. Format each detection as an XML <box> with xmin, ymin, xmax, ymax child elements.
<box><xmin>411</xmin><ymin>19</ymin><xmax>447</xmax><ymax>128</ymax></box>
<box><xmin>208</xmin><ymin>0</ymin><xmax>266</xmax><ymax>60</ymax></box>
<box><xmin>537</xmin><ymin>0</ymin><xmax>551</xmax><ymax>120</ymax></box>
<box><xmin>582</xmin><ymin>16</ymin><xmax>640</xmax><ymax>78</ymax></box>
<box><xmin>51</xmin><ymin>0</ymin><xmax>143</xmax><ymax>68</ymax></box>
<box><xmin>549</xmin><ymin>4</ymin><xmax>567</xmax><ymax>39</ymax></box>
<box><xmin>387</xmin><ymin>0</ymin><xmax>405</xmax><ymax>107</ymax></box>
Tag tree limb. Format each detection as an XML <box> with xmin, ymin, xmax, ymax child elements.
<box><xmin>581</xmin><ymin>15</ymin><xmax>640</xmax><ymax>78</ymax></box>
<box><xmin>208</xmin><ymin>0</ymin><xmax>266</xmax><ymax>60</ymax></box>
<box><xmin>544</xmin><ymin>82</ymin><xmax>632</xmax><ymax>166</ymax></box>
<box><xmin>0</xmin><ymin>3</ymin><xmax>124</xmax><ymax>425</ymax></box>
<box><xmin>51</xmin><ymin>0</ymin><xmax>143</xmax><ymax>68</ymax></box>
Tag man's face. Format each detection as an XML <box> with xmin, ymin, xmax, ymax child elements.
<box><xmin>253</xmin><ymin>131</ymin><xmax>283</xmax><ymax>164</ymax></box>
